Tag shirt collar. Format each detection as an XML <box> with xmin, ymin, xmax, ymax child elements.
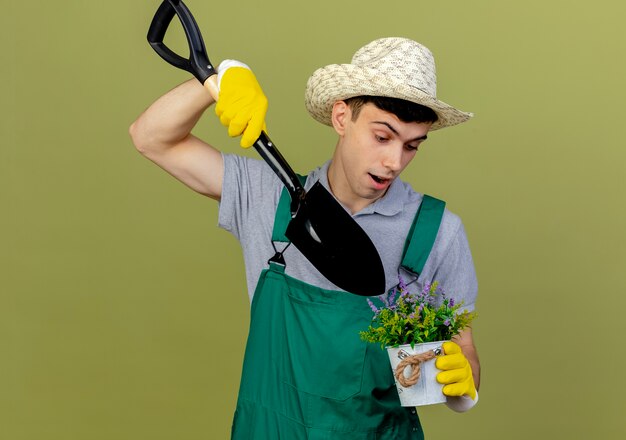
<box><xmin>306</xmin><ymin>161</ymin><xmax>405</xmax><ymax>217</ymax></box>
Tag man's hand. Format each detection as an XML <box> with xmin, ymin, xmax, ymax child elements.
<box><xmin>436</xmin><ymin>341</ymin><xmax>477</xmax><ymax>400</ymax></box>
<box><xmin>215</xmin><ymin>61</ymin><xmax>268</xmax><ymax>148</ymax></box>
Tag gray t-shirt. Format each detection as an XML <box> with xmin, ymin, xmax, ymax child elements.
<box><xmin>218</xmin><ymin>154</ymin><xmax>477</xmax><ymax>312</ymax></box>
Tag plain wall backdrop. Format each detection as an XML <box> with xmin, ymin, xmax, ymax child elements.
<box><xmin>2</xmin><ymin>0</ymin><xmax>625</xmax><ymax>439</ymax></box>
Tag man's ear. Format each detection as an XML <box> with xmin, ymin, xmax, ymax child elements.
<box><xmin>331</xmin><ymin>101</ymin><xmax>350</xmax><ymax>135</ymax></box>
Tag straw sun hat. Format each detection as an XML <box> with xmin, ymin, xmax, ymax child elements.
<box><xmin>305</xmin><ymin>37</ymin><xmax>472</xmax><ymax>130</ymax></box>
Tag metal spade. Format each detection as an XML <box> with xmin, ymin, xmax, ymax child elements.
<box><xmin>147</xmin><ymin>0</ymin><xmax>386</xmax><ymax>296</ymax></box>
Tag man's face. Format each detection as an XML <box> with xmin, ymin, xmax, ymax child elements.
<box><xmin>328</xmin><ymin>102</ymin><xmax>432</xmax><ymax>213</ymax></box>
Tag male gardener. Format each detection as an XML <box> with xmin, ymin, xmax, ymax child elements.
<box><xmin>130</xmin><ymin>37</ymin><xmax>480</xmax><ymax>439</ymax></box>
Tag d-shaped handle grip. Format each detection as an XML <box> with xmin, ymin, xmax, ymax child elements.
<box><xmin>147</xmin><ymin>0</ymin><xmax>216</xmax><ymax>87</ymax></box>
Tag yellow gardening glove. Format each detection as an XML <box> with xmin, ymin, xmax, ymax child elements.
<box><xmin>435</xmin><ymin>341</ymin><xmax>477</xmax><ymax>400</ymax></box>
<box><xmin>215</xmin><ymin>61</ymin><xmax>267</xmax><ymax>148</ymax></box>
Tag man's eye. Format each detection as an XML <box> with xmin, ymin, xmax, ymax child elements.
<box><xmin>405</xmin><ymin>144</ymin><xmax>419</xmax><ymax>151</ymax></box>
<box><xmin>375</xmin><ymin>135</ymin><xmax>388</xmax><ymax>142</ymax></box>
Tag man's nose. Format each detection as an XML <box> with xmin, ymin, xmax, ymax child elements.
<box><xmin>382</xmin><ymin>146</ymin><xmax>403</xmax><ymax>171</ymax></box>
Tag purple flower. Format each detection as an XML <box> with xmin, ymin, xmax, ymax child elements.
<box><xmin>449</xmin><ymin>297</ymin><xmax>455</xmax><ymax>307</ymax></box>
<box><xmin>381</xmin><ymin>293</ymin><xmax>390</xmax><ymax>308</ymax></box>
<box><xmin>444</xmin><ymin>319</ymin><xmax>451</xmax><ymax>327</ymax></box>
<box><xmin>387</xmin><ymin>288</ymin><xmax>398</xmax><ymax>306</ymax></box>
<box><xmin>367</xmin><ymin>299</ymin><xmax>379</xmax><ymax>314</ymax></box>
<box><xmin>398</xmin><ymin>275</ymin><xmax>408</xmax><ymax>292</ymax></box>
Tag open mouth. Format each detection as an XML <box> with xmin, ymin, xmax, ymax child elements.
<box><xmin>369</xmin><ymin>173</ymin><xmax>390</xmax><ymax>185</ymax></box>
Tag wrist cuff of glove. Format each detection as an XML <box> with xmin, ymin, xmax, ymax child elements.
<box><xmin>445</xmin><ymin>391</ymin><xmax>478</xmax><ymax>413</ymax></box>
<box><xmin>216</xmin><ymin>60</ymin><xmax>251</xmax><ymax>91</ymax></box>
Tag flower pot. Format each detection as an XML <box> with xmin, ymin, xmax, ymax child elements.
<box><xmin>386</xmin><ymin>341</ymin><xmax>447</xmax><ymax>407</ymax></box>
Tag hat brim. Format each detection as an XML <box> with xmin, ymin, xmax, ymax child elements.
<box><xmin>305</xmin><ymin>64</ymin><xmax>473</xmax><ymax>130</ymax></box>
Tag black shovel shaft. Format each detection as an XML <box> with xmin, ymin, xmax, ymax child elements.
<box><xmin>253</xmin><ymin>132</ymin><xmax>305</xmax><ymax>213</ymax></box>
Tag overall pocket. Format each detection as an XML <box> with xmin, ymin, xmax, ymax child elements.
<box><xmin>272</xmin><ymin>273</ymin><xmax>372</xmax><ymax>401</ymax></box>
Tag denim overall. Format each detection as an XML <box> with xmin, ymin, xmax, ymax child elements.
<box><xmin>231</xmin><ymin>183</ymin><xmax>445</xmax><ymax>439</ymax></box>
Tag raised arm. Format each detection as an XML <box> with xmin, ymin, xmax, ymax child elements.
<box><xmin>129</xmin><ymin>64</ymin><xmax>267</xmax><ymax>200</ymax></box>
<box><xmin>129</xmin><ymin>79</ymin><xmax>224</xmax><ymax>199</ymax></box>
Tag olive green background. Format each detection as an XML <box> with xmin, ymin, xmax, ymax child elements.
<box><xmin>2</xmin><ymin>0</ymin><xmax>625</xmax><ymax>439</ymax></box>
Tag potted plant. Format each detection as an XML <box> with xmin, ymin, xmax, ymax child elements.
<box><xmin>360</xmin><ymin>278</ymin><xmax>476</xmax><ymax>406</ymax></box>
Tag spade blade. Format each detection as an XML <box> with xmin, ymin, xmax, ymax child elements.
<box><xmin>286</xmin><ymin>182</ymin><xmax>386</xmax><ymax>296</ymax></box>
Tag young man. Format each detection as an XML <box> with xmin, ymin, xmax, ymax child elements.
<box><xmin>131</xmin><ymin>37</ymin><xmax>480</xmax><ymax>439</ymax></box>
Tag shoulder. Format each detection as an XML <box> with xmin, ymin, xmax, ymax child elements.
<box><xmin>397</xmin><ymin>179</ymin><xmax>464</xmax><ymax>250</ymax></box>
<box><xmin>222</xmin><ymin>153</ymin><xmax>279</xmax><ymax>184</ymax></box>
<box><xmin>219</xmin><ymin>154</ymin><xmax>285</xmax><ymax>237</ymax></box>
<box><xmin>401</xmin><ymin>182</ymin><xmax>462</xmax><ymax>235</ymax></box>
<box><xmin>395</xmin><ymin>180</ymin><xmax>463</xmax><ymax>228</ymax></box>
<box><xmin>440</xmin><ymin>208</ymin><xmax>463</xmax><ymax>241</ymax></box>
<box><xmin>221</xmin><ymin>153</ymin><xmax>287</xmax><ymax>202</ymax></box>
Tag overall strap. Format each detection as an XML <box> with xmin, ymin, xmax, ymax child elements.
<box><xmin>271</xmin><ymin>174</ymin><xmax>307</xmax><ymax>243</ymax></box>
<box><xmin>401</xmin><ymin>194</ymin><xmax>446</xmax><ymax>276</ymax></box>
